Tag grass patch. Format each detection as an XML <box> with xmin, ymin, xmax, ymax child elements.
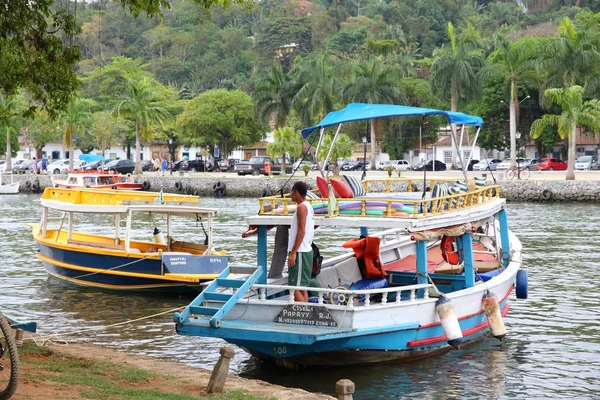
<box><xmin>18</xmin><ymin>342</ymin><xmax>276</xmax><ymax>399</ymax></box>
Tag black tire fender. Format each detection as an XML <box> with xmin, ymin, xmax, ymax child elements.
<box><xmin>184</xmin><ymin>185</ymin><xmax>193</xmax><ymax>195</ymax></box>
<box><xmin>175</xmin><ymin>181</ymin><xmax>183</xmax><ymax>191</ymax></box>
<box><xmin>24</xmin><ymin>180</ymin><xmax>32</xmax><ymax>189</ymax></box>
<box><xmin>32</xmin><ymin>180</ymin><xmax>40</xmax><ymax>192</ymax></box>
<box><xmin>540</xmin><ymin>189</ymin><xmax>553</xmax><ymax>201</ymax></box>
<box><xmin>141</xmin><ymin>181</ymin><xmax>151</xmax><ymax>191</ymax></box>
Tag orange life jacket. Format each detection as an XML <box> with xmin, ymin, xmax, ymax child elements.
<box><xmin>343</xmin><ymin>236</ymin><xmax>387</xmax><ymax>279</ymax></box>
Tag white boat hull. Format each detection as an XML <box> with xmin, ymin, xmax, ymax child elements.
<box><xmin>0</xmin><ymin>182</ymin><xmax>20</xmax><ymax>194</ymax></box>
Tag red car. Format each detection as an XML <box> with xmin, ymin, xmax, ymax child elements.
<box><xmin>537</xmin><ymin>157</ymin><xmax>567</xmax><ymax>171</ymax></box>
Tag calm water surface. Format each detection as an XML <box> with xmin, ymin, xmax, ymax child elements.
<box><xmin>0</xmin><ymin>194</ymin><xmax>598</xmax><ymax>399</ymax></box>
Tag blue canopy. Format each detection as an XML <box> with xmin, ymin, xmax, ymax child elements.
<box><xmin>79</xmin><ymin>154</ymin><xmax>105</xmax><ymax>162</ymax></box>
<box><xmin>301</xmin><ymin>103</ymin><xmax>484</xmax><ymax>138</ymax></box>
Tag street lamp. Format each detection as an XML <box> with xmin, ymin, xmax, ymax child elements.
<box><xmin>362</xmin><ymin>136</ymin><xmax>367</xmax><ymax>181</ymax></box>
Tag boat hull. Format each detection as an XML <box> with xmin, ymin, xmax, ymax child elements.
<box><xmin>34</xmin><ymin>239</ymin><xmax>224</xmax><ymax>294</ymax></box>
<box><xmin>0</xmin><ymin>182</ymin><xmax>20</xmax><ymax>194</ymax></box>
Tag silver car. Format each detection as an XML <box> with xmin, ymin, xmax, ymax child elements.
<box><xmin>575</xmin><ymin>155</ymin><xmax>599</xmax><ymax>170</ymax></box>
<box><xmin>472</xmin><ymin>159</ymin><xmax>502</xmax><ymax>171</ymax></box>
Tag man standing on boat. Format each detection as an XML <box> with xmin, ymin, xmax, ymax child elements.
<box><xmin>288</xmin><ymin>181</ymin><xmax>314</xmax><ymax>302</ymax></box>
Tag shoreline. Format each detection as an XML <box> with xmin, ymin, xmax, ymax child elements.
<box><xmin>9</xmin><ymin>170</ymin><xmax>600</xmax><ymax>202</ymax></box>
<box><xmin>15</xmin><ymin>339</ymin><xmax>334</xmax><ymax>399</ymax></box>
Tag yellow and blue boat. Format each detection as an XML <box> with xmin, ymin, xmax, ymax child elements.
<box><xmin>29</xmin><ymin>188</ymin><xmax>228</xmax><ymax>293</ymax></box>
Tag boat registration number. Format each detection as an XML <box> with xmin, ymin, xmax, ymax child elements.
<box><xmin>274</xmin><ymin>304</ymin><xmax>337</xmax><ymax>327</ymax></box>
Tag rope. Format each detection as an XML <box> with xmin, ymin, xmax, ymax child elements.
<box><xmin>24</xmin><ymin>306</ymin><xmax>185</xmax><ymax>347</ymax></box>
<box><xmin>72</xmin><ymin>254</ymin><xmax>154</xmax><ymax>280</ymax></box>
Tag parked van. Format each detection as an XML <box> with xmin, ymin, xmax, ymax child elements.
<box><xmin>376</xmin><ymin>160</ymin><xmax>390</xmax><ymax>170</ymax></box>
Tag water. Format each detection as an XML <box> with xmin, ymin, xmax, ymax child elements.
<box><xmin>1</xmin><ymin>194</ymin><xmax>599</xmax><ymax>399</ymax></box>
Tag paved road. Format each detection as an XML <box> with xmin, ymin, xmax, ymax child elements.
<box><xmin>143</xmin><ymin>168</ymin><xmax>600</xmax><ymax>181</ymax></box>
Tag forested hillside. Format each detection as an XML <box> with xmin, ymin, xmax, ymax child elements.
<box><xmin>3</xmin><ymin>0</ymin><xmax>600</xmax><ymax>176</ymax></box>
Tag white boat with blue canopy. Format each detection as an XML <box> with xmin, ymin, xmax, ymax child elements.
<box><xmin>174</xmin><ymin>103</ymin><xmax>528</xmax><ymax>368</ymax></box>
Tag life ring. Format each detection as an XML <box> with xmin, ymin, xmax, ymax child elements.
<box><xmin>24</xmin><ymin>180</ymin><xmax>32</xmax><ymax>189</ymax></box>
<box><xmin>175</xmin><ymin>181</ymin><xmax>183</xmax><ymax>191</ymax></box>
<box><xmin>540</xmin><ymin>189</ymin><xmax>552</xmax><ymax>201</ymax></box>
<box><xmin>441</xmin><ymin>235</ymin><xmax>460</xmax><ymax>265</ymax></box>
<box><xmin>141</xmin><ymin>181</ymin><xmax>151</xmax><ymax>191</ymax></box>
<box><xmin>32</xmin><ymin>180</ymin><xmax>40</xmax><ymax>192</ymax></box>
<box><xmin>184</xmin><ymin>185</ymin><xmax>193</xmax><ymax>195</ymax></box>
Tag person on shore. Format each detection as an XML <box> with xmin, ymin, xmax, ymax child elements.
<box><xmin>41</xmin><ymin>155</ymin><xmax>48</xmax><ymax>174</ymax></box>
<box><xmin>161</xmin><ymin>157</ymin><xmax>167</xmax><ymax>176</ymax></box>
<box><xmin>153</xmin><ymin>157</ymin><xmax>160</xmax><ymax>175</ymax></box>
<box><xmin>287</xmin><ymin>181</ymin><xmax>314</xmax><ymax>302</ymax></box>
<box><xmin>31</xmin><ymin>157</ymin><xmax>38</xmax><ymax>175</ymax></box>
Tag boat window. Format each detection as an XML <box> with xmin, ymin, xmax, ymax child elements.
<box><xmin>68</xmin><ymin>177</ymin><xmax>77</xmax><ymax>184</ymax></box>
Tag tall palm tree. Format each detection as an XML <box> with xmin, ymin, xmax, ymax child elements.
<box><xmin>267</xmin><ymin>126</ymin><xmax>303</xmax><ymax>175</ymax></box>
<box><xmin>291</xmin><ymin>53</ymin><xmax>341</xmax><ymax>128</ymax></box>
<box><xmin>530</xmin><ymin>86</ymin><xmax>600</xmax><ymax>180</ymax></box>
<box><xmin>342</xmin><ymin>58</ymin><xmax>407</xmax><ymax>169</ymax></box>
<box><xmin>0</xmin><ymin>94</ymin><xmax>19</xmax><ymax>171</ymax></box>
<box><xmin>253</xmin><ymin>64</ymin><xmax>296</xmax><ymax>129</ymax></box>
<box><xmin>61</xmin><ymin>98</ymin><xmax>93</xmax><ymax>172</ymax></box>
<box><xmin>430</xmin><ymin>22</ymin><xmax>484</xmax><ymax>169</ymax></box>
<box><xmin>479</xmin><ymin>34</ymin><xmax>540</xmax><ymax>167</ymax></box>
<box><xmin>116</xmin><ymin>78</ymin><xmax>170</xmax><ymax>175</ymax></box>
<box><xmin>538</xmin><ymin>17</ymin><xmax>600</xmax><ymax>93</ymax></box>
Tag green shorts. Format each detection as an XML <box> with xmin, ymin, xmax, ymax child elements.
<box><xmin>288</xmin><ymin>250</ymin><xmax>313</xmax><ymax>287</ymax></box>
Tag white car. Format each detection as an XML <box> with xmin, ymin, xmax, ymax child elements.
<box><xmin>48</xmin><ymin>159</ymin><xmax>85</xmax><ymax>174</ymax></box>
<box><xmin>388</xmin><ymin>160</ymin><xmax>412</xmax><ymax>171</ymax></box>
<box><xmin>575</xmin><ymin>155</ymin><xmax>598</xmax><ymax>170</ymax></box>
<box><xmin>376</xmin><ymin>160</ymin><xmax>390</xmax><ymax>170</ymax></box>
<box><xmin>472</xmin><ymin>159</ymin><xmax>502</xmax><ymax>171</ymax></box>
<box><xmin>496</xmin><ymin>158</ymin><xmax>527</xmax><ymax>171</ymax></box>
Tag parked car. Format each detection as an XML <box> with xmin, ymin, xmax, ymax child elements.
<box><xmin>219</xmin><ymin>158</ymin><xmax>240</xmax><ymax>172</ymax></box>
<box><xmin>99</xmin><ymin>159</ymin><xmax>135</xmax><ymax>174</ymax></box>
<box><xmin>537</xmin><ymin>157</ymin><xmax>567</xmax><ymax>171</ymax></box>
<box><xmin>13</xmin><ymin>159</ymin><xmax>33</xmax><ymax>174</ymax></box>
<box><xmin>169</xmin><ymin>160</ymin><xmax>185</xmax><ymax>172</ymax></box>
<box><xmin>472</xmin><ymin>159</ymin><xmax>502</xmax><ymax>171</ymax></box>
<box><xmin>496</xmin><ymin>158</ymin><xmax>527</xmax><ymax>171</ymax></box>
<box><xmin>234</xmin><ymin>156</ymin><xmax>291</xmax><ymax>176</ymax></box>
<box><xmin>181</xmin><ymin>158</ymin><xmax>208</xmax><ymax>172</ymax></box>
<box><xmin>141</xmin><ymin>159</ymin><xmax>155</xmax><ymax>171</ymax></box>
<box><xmin>352</xmin><ymin>161</ymin><xmax>371</xmax><ymax>171</ymax></box>
<box><xmin>457</xmin><ymin>159</ymin><xmax>480</xmax><ymax>171</ymax></box>
<box><xmin>376</xmin><ymin>160</ymin><xmax>390</xmax><ymax>170</ymax></box>
<box><xmin>341</xmin><ymin>161</ymin><xmax>359</xmax><ymax>171</ymax></box>
<box><xmin>49</xmin><ymin>159</ymin><xmax>86</xmax><ymax>174</ymax></box>
<box><xmin>575</xmin><ymin>155</ymin><xmax>599</xmax><ymax>170</ymax></box>
<box><xmin>384</xmin><ymin>160</ymin><xmax>411</xmax><ymax>171</ymax></box>
<box><xmin>412</xmin><ymin>160</ymin><xmax>447</xmax><ymax>171</ymax></box>
<box><xmin>84</xmin><ymin>160</ymin><xmax>106</xmax><ymax>170</ymax></box>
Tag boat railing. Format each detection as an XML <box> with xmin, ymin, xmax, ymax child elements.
<box><xmin>361</xmin><ymin>177</ymin><xmax>458</xmax><ymax>194</ymax></box>
<box><xmin>258</xmin><ymin>182</ymin><xmax>500</xmax><ymax>218</ymax></box>
<box><xmin>251</xmin><ymin>282</ymin><xmax>435</xmax><ymax>309</ymax></box>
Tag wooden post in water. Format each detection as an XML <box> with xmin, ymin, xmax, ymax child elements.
<box><xmin>207</xmin><ymin>346</ymin><xmax>235</xmax><ymax>394</ymax></box>
<box><xmin>336</xmin><ymin>379</ymin><xmax>355</xmax><ymax>400</ymax></box>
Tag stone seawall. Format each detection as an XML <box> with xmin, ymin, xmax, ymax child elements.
<box><xmin>8</xmin><ymin>173</ymin><xmax>600</xmax><ymax>202</ymax></box>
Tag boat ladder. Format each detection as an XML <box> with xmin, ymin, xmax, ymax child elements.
<box><xmin>174</xmin><ymin>265</ymin><xmax>263</xmax><ymax>328</ymax></box>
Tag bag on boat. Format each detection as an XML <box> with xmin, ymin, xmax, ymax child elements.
<box><xmin>311</xmin><ymin>242</ymin><xmax>323</xmax><ymax>278</ymax></box>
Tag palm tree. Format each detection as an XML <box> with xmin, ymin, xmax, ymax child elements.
<box><xmin>530</xmin><ymin>86</ymin><xmax>600</xmax><ymax>180</ymax></box>
<box><xmin>116</xmin><ymin>78</ymin><xmax>170</xmax><ymax>175</ymax></box>
<box><xmin>61</xmin><ymin>98</ymin><xmax>93</xmax><ymax>172</ymax></box>
<box><xmin>479</xmin><ymin>34</ymin><xmax>540</xmax><ymax>167</ymax></box>
<box><xmin>267</xmin><ymin>126</ymin><xmax>303</xmax><ymax>175</ymax></box>
<box><xmin>342</xmin><ymin>58</ymin><xmax>407</xmax><ymax>169</ymax></box>
<box><xmin>0</xmin><ymin>94</ymin><xmax>19</xmax><ymax>172</ymax></box>
<box><xmin>317</xmin><ymin>133</ymin><xmax>355</xmax><ymax>176</ymax></box>
<box><xmin>430</xmin><ymin>22</ymin><xmax>484</xmax><ymax>169</ymax></box>
<box><xmin>253</xmin><ymin>64</ymin><xmax>296</xmax><ymax>129</ymax></box>
<box><xmin>538</xmin><ymin>17</ymin><xmax>600</xmax><ymax>93</ymax></box>
<box><xmin>291</xmin><ymin>53</ymin><xmax>341</xmax><ymax>127</ymax></box>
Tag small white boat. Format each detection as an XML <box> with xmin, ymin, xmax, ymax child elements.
<box><xmin>0</xmin><ymin>173</ymin><xmax>19</xmax><ymax>194</ymax></box>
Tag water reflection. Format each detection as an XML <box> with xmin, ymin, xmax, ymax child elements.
<box><xmin>1</xmin><ymin>195</ymin><xmax>599</xmax><ymax>397</ymax></box>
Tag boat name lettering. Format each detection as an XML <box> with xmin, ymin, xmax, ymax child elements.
<box><xmin>274</xmin><ymin>305</ymin><xmax>337</xmax><ymax>327</ymax></box>
<box><xmin>168</xmin><ymin>256</ymin><xmax>188</xmax><ymax>266</ymax></box>
<box><xmin>210</xmin><ymin>258</ymin><xmax>222</xmax><ymax>263</ymax></box>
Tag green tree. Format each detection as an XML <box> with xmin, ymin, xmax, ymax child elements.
<box><xmin>317</xmin><ymin>133</ymin><xmax>355</xmax><ymax>175</ymax></box>
<box><xmin>24</xmin><ymin>110</ymin><xmax>62</xmax><ymax>157</ymax></box>
<box><xmin>430</xmin><ymin>22</ymin><xmax>484</xmax><ymax>169</ymax></box>
<box><xmin>116</xmin><ymin>78</ymin><xmax>171</xmax><ymax>174</ymax></box>
<box><xmin>292</xmin><ymin>53</ymin><xmax>341</xmax><ymax>127</ymax></box>
<box><xmin>342</xmin><ymin>58</ymin><xmax>407</xmax><ymax>169</ymax></box>
<box><xmin>253</xmin><ymin>64</ymin><xmax>296</xmax><ymax>129</ymax></box>
<box><xmin>530</xmin><ymin>86</ymin><xmax>600</xmax><ymax>180</ymax></box>
<box><xmin>0</xmin><ymin>94</ymin><xmax>21</xmax><ymax>170</ymax></box>
<box><xmin>479</xmin><ymin>35</ymin><xmax>541</xmax><ymax>167</ymax></box>
<box><xmin>90</xmin><ymin>111</ymin><xmax>128</xmax><ymax>157</ymax></box>
<box><xmin>61</xmin><ymin>98</ymin><xmax>94</xmax><ymax>171</ymax></box>
<box><xmin>176</xmin><ymin>89</ymin><xmax>262</xmax><ymax>158</ymax></box>
<box><xmin>267</xmin><ymin>126</ymin><xmax>303</xmax><ymax>174</ymax></box>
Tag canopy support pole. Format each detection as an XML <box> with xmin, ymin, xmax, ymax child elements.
<box><xmin>450</xmin><ymin>124</ymin><xmax>469</xmax><ymax>185</ymax></box>
<box><xmin>313</xmin><ymin>127</ymin><xmax>325</xmax><ymax>168</ymax></box>
<box><xmin>466</xmin><ymin>127</ymin><xmax>481</xmax><ymax>168</ymax></box>
<box><xmin>324</xmin><ymin>124</ymin><xmax>342</xmax><ymax>178</ymax></box>
<box><xmin>461</xmin><ymin>233</ymin><xmax>475</xmax><ymax>288</ymax></box>
<box><xmin>498</xmin><ymin>210</ymin><xmax>511</xmax><ymax>267</ymax></box>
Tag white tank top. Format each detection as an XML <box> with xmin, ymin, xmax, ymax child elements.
<box><xmin>288</xmin><ymin>200</ymin><xmax>314</xmax><ymax>252</ymax></box>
